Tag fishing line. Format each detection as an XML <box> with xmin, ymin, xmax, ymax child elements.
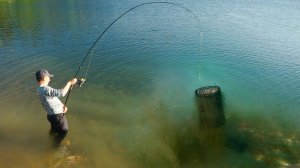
<box><xmin>64</xmin><ymin>1</ymin><xmax>201</xmax><ymax>106</ymax></box>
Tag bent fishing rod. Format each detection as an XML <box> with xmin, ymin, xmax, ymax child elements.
<box><xmin>64</xmin><ymin>1</ymin><xmax>200</xmax><ymax>106</ymax></box>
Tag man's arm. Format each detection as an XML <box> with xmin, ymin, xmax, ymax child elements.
<box><xmin>62</xmin><ymin>78</ymin><xmax>77</xmax><ymax>96</ymax></box>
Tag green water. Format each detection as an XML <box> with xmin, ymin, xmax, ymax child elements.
<box><xmin>1</xmin><ymin>0</ymin><xmax>300</xmax><ymax>167</ymax></box>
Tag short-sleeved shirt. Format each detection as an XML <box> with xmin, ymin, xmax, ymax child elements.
<box><xmin>37</xmin><ymin>85</ymin><xmax>64</xmax><ymax>115</ymax></box>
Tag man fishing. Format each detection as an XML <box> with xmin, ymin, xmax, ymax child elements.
<box><xmin>36</xmin><ymin>69</ymin><xmax>77</xmax><ymax>147</ymax></box>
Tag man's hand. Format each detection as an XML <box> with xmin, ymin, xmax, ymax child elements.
<box><xmin>62</xmin><ymin>78</ymin><xmax>78</xmax><ymax>96</ymax></box>
<box><xmin>63</xmin><ymin>106</ymin><xmax>68</xmax><ymax>113</ymax></box>
<box><xmin>70</xmin><ymin>78</ymin><xmax>77</xmax><ymax>85</ymax></box>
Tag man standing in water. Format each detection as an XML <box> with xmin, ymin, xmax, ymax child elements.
<box><xmin>36</xmin><ymin>69</ymin><xmax>77</xmax><ymax>147</ymax></box>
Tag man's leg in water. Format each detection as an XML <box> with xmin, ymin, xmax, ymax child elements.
<box><xmin>47</xmin><ymin>114</ymin><xmax>68</xmax><ymax>147</ymax></box>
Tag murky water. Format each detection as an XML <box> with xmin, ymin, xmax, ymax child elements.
<box><xmin>1</xmin><ymin>0</ymin><xmax>300</xmax><ymax>167</ymax></box>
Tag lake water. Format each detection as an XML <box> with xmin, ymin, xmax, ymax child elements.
<box><xmin>1</xmin><ymin>0</ymin><xmax>300</xmax><ymax>167</ymax></box>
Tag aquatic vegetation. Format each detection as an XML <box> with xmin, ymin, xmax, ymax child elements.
<box><xmin>232</xmin><ymin>117</ymin><xmax>300</xmax><ymax>167</ymax></box>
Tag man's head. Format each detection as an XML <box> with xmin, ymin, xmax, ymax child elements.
<box><xmin>36</xmin><ymin>69</ymin><xmax>54</xmax><ymax>84</ymax></box>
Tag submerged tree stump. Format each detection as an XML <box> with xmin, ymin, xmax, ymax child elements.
<box><xmin>195</xmin><ymin>86</ymin><xmax>225</xmax><ymax>128</ymax></box>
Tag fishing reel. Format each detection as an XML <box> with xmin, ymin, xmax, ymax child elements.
<box><xmin>76</xmin><ymin>78</ymin><xmax>86</xmax><ymax>87</ymax></box>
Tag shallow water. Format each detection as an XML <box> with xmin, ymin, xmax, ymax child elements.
<box><xmin>1</xmin><ymin>0</ymin><xmax>300</xmax><ymax>167</ymax></box>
